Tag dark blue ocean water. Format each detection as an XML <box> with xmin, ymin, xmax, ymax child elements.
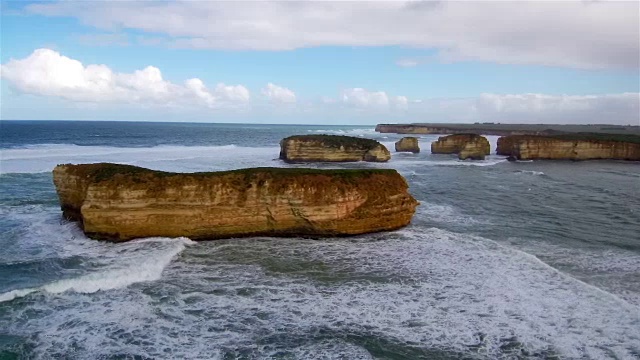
<box><xmin>1</xmin><ymin>120</ymin><xmax>639</xmax><ymax>359</ymax></box>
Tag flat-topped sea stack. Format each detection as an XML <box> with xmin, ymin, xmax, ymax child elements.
<box><xmin>280</xmin><ymin>135</ymin><xmax>390</xmax><ymax>163</ymax></box>
<box><xmin>431</xmin><ymin>134</ymin><xmax>491</xmax><ymax>160</ymax></box>
<box><xmin>497</xmin><ymin>134</ymin><xmax>640</xmax><ymax>161</ymax></box>
<box><xmin>53</xmin><ymin>163</ymin><xmax>418</xmax><ymax>242</ymax></box>
<box><xmin>395</xmin><ymin>137</ymin><xmax>420</xmax><ymax>153</ymax></box>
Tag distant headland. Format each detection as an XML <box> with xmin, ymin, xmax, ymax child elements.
<box><xmin>375</xmin><ymin>123</ymin><xmax>640</xmax><ymax>136</ymax></box>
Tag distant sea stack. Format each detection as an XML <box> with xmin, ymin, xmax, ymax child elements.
<box><xmin>497</xmin><ymin>135</ymin><xmax>640</xmax><ymax>161</ymax></box>
<box><xmin>395</xmin><ymin>137</ymin><xmax>420</xmax><ymax>153</ymax></box>
<box><xmin>431</xmin><ymin>134</ymin><xmax>491</xmax><ymax>160</ymax></box>
<box><xmin>279</xmin><ymin>135</ymin><xmax>391</xmax><ymax>163</ymax></box>
<box><xmin>53</xmin><ymin>163</ymin><xmax>418</xmax><ymax>242</ymax></box>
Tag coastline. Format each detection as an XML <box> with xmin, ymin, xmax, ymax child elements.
<box><xmin>375</xmin><ymin>123</ymin><xmax>640</xmax><ymax>136</ymax></box>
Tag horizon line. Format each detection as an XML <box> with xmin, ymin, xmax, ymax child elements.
<box><xmin>1</xmin><ymin>119</ymin><xmax>638</xmax><ymax>128</ymax></box>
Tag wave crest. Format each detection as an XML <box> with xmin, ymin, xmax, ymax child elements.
<box><xmin>0</xmin><ymin>237</ymin><xmax>193</xmax><ymax>303</ymax></box>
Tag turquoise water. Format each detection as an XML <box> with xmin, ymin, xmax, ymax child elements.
<box><xmin>1</xmin><ymin>121</ymin><xmax>639</xmax><ymax>359</ymax></box>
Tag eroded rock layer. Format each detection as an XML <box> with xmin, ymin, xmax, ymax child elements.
<box><xmin>458</xmin><ymin>143</ymin><xmax>487</xmax><ymax>160</ymax></box>
<box><xmin>53</xmin><ymin>163</ymin><xmax>418</xmax><ymax>242</ymax></box>
<box><xmin>280</xmin><ymin>135</ymin><xmax>391</xmax><ymax>162</ymax></box>
<box><xmin>496</xmin><ymin>135</ymin><xmax>640</xmax><ymax>161</ymax></box>
<box><xmin>395</xmin><ymin>137</ymin><xmax>420</xmax><ymax>153</ymax></box>
<box><xmin>431</xmin><ymin>134</ymin><xmax>491</xmax><ymax>157</ymax></box>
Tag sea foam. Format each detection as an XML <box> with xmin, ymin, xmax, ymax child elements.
<box><xmin>0</xmin><ymin>143</ymin><xmax>278</xmax><ymax>174</ymax></box>
<box><xmin>0</xmin><ymin>237</ymin><xmax>193</xmax><ymax>303</ymax></box>
<box><xmin>3</xmin><ymin>228</ymin><xmax>637</xmax><ymax>359</ymax></box>
<box><xmin>515</xmin><ymin>170</ymin><xmax>545</xmax><ymax>176</ymax></box>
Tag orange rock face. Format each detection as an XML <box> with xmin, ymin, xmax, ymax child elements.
<box><xmin>431</xmin><ymin>134</ymin><xmax>491</xmax><ymax>157</ymax></box>
<box><xmin>496</xmin><ymin>136</ymin><xmax>640</xmax><ymax>161</ymax></box>
<box><xmin>53</xmin><ymin>163</ymin><xmax>418</xmax><ymax>242</ymax></box>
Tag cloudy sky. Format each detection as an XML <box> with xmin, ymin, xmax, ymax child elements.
<box><xmin>1</xmin><ymin>0</ymin><xmax>639</xmax><ymax>125</ymax></box>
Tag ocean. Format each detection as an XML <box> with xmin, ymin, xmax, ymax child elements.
<box><xmin>0</xmin><ymin>120</ymin><xmax>639</xmax><ymax>359</ymax></box>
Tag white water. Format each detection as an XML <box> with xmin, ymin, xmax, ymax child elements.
<box><xmin>0</xmin><ymin>137</ymin><xmax>507</xmax><ymax>175</ymax></box>
<box><xmin>0</xmin><ymin>236</ymin><xmax>194</xmax><ymax>303</ymax></box>
<box><xmin>2</xmin><ymin>225</ymin><xmax>638</xmax><ymax>358</ymax></box>
<box><xmin>515</xmin><ymin>170</ymin><xmax>545</xmax><ymax>176</ymax></box>
<box><xmin>0</xmin><ymin>144</ymin><xmax>279</xmax><ymax>174</ymax></box>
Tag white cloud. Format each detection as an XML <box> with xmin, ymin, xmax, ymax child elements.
<box><xmin>340</xmin><ymin>89</ymin><xmax>409</xmax><ymax>111</ymax></box>
<box><xmin>261</xmin><ymin>83</ymin><xmax>296</xmax><ymax>103</ymax></box>
<box><xmin>0</xmin><ymin>48</ymin><xmax>250</xmax><ymax>108</ymax></box>
<box><xmin>476</xmin><ymin>92</ymin><xmax>640</xmax><ymax>117</ymax></box>
<box><xmin>185</xmin><ymin>78</ymin><xmax>215</xmax><ymax>106</ymax></box>
<box><xmin>321</xmin><ymin>96</ymin><xmax>337</xmax><ymax>104</ymax></box>
<box><xmin>395</xmin><ymin>58</ymin><xmax>421</xmax><ymax>68</ymax></box>
<box><xmin>407</xmin><ymin>93</ymin><xmax>640</xmax><ymax>125</ymax></box>
<box><xmin>216</xmin><ymin>83</ymin><xmax>251</xmax><ymax>103</ymax></box>
<box><xmin>25</xmin><ymin>1</ymin><xmax>640</xmax><ymax>69</ymax></box>
<box><xmin>394</xmin><ymin>96</ymin><xmax>409</xmax><ymax>110</ymax></box>
<box><xmin>2</xmin><ymin>49</ymin><xmax>638</xmax><ymax>125</ymax></box>
<box><xmin>342</xmin><ymin>88</ymin><xmax>389</xmax><ymax>108</ymax></box>
<box><xmin>395</xmin><ymin>55</ymin><xmax>445</xmax><ymax>68</ymax></box>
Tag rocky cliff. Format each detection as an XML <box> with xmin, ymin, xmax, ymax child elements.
<box><xmin>431</xmin><ymin>134</ymin><xmax>491</xmax><ymax>158</ymax></box>
<box><xmin>376</xmin><ymin>124</ymin><xmax>534</xmax><ymax>136</ymax></box>
<box><xmin>280</xmin><ymin>135</ymin><xmax>390</xmax><ymax>162</ymax></box>
<box><xmin>395</xmin><ymin>137</ymin><xmax>420</xmax><ymax>153</ymax></box>
<box><xmin>53</xmin><ymin>163</ymin><xmax>418</xmax><ymax>242</ymax></box>
<box><xmin>458</xmin><ymin>143</ymin><xmax>487</xmax><ymax>160</ymax></box>
<box><xmin>375</xmin><ymin>123</ymin><xmax>640</xmax><ymax>136</ymax></box>
<box><xmin>496</xmin><ymin>135</ymin><xmax>640</xmax><ymax>161</ymax></box>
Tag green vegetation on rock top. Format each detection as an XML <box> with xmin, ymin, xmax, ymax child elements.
<box><xmin>58</xmin><ymin>162</ymin><xmax>399</xmax><ymax>183</ymax></box>
<box><xmin>282</xmin><ymin>134</ymin><xmax>381</xmax><ymax>149</ymax></box>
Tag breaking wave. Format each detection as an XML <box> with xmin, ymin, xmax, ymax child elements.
<box><xmin>0</xmin><ymin>237</ymin><xmax>194</xmax><ymax>303</ymax></box>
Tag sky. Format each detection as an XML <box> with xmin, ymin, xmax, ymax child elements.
<box><xmin>1</xmin><ymin>0</ymin><xmax>639</xmax><ymax>125</ymax></box>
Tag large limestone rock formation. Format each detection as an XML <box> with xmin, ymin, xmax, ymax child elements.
<box><xmin>395</xmin><ymin>137</ymin><xmax>420</xmax><ymax>153</ymax></box>
<box><xmin>496</xmin><ymin>135</ymin><xmax>640</xmax><ymax>161</ymax></box>
<box><xmin>458</xmin><ymin>143</ymin><xmax>486</xmax><ymax>160</ymax></box>
<box><xmin>53</xmin><ymin>163</ymin><xmax>418</xmax><ymax>242</ymax></box>
<box><xmin>280</xmin><ymin>135</ymin><xmax>390</xmax><ymax>163</ymax></box>
<box><xmin>431</xmin><ymin>134</ymin><xmax>490</xmax><ymax>159</ymax></box>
